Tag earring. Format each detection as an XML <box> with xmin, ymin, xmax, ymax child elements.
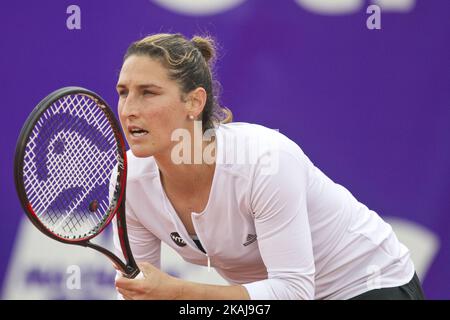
<box><xmin>189</xmin><ymin>115</ymin><xmax>195</xmax><ymax>120</ymax></box>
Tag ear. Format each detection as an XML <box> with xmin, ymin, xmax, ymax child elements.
<box><xmin>185</xmin><ymin>87</ymin><xmax>207</xmax><ymax>118</ymax></box>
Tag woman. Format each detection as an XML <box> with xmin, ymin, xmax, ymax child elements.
<box><xmin>113</xmin><ymin>33</ymin><xmax>425</xmax><ymax>300</ymax></box>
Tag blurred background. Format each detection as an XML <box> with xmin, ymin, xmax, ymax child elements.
<box><xmin>0</xmin><ymin>0</ymin><xmax>448</xmax><ymax>299</ymax></box>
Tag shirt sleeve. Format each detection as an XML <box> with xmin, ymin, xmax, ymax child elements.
<box><xmin>242</xmin><ymin>149</ymin><xmax>315</xmax><ymax>300</ymax></box>
<box><xmin>112</xmin><ymin>200</ymin><xmax>161</xmax><ymax>299</ymax></box>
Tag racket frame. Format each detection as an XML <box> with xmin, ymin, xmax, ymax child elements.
<box><xmin>14</xmin><ymin>87</ymin><xmax>140</xmax><ymax>278</ymax></box>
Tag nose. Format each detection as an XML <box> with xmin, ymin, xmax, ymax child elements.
<box><xmin>119</xmin><ymin>94</ymin><xmax>139</xmax><ymax>119</ymax></box>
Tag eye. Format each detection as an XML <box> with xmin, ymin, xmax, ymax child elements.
<box><xmin>143</xmin><ymin>90</ymin><xmax>155</xmax><ymax>96</ymax></box>
<box><xmin>117</xmin><ymin>90</ymin><xmax>128</xmax><ymax>98</ymax></box>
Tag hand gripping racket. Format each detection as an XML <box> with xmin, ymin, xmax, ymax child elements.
<box><xmin>14</xmin><ymin>87</ymin><xmax>140</xmax><ymax>278</ymax></box>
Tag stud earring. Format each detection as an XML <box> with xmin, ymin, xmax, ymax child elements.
<box><xmin>189</xmin><ymin>115</ymin><xmax>195</xmax><ymax>120</ymax></box>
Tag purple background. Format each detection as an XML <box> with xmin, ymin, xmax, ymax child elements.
<box><xmin>1</xmin><ymin>0</ymin><xmax>449</xmax><ymax>298</ymax></box>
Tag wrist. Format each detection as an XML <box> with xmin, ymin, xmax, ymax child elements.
<box><xmin>170</xmin><ymin>276</ymin><xmax>185</xmax><ymax>300</ymax></box>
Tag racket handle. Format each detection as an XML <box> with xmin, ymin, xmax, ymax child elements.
<box><xmin>124</xmin><ymin>265</ymin><xmax>142</xmax><ymax>279</ymax></box>
<box><xmin>135</xmin><ymin>271</ymin><xmax>144</xmax><ymax>279</ymax></box>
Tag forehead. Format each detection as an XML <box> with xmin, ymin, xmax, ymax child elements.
<box><xmin>117</xmin><ymin>55</ymin><xmax>170</xmax><ymax>86</ymax></box>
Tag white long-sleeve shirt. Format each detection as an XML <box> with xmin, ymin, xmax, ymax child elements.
<box><xmin>113</xmin><ymin>122</ymin><xmax>414</xmax><ymax>300</ymax></box>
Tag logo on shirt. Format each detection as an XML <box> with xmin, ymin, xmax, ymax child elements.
<box><xmin>243</xmin><ymin>234</ymin><xmax>257</xmax><ymax>246</ymax></box>
<box><xmin>170</xmin><ymin>232</ymin><xmax>187</xmax><ymax>247</ymax></box>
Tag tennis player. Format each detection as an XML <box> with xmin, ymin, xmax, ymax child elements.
<box><xmin>113</xmin><ymin>33</ymin><xmax>425</xmax><ymax>300</ymax></box>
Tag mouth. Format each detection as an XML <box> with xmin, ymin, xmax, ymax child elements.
<box><xmin>128</xmin><ymin>125</ymin><xmax>149</xmax><ymax>138</ymax></box>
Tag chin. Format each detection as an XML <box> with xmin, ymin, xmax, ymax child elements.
<box><xmin>129</xmin><ymin>145</ymin><xmax>154</xmax><ymax>158</ymax></box>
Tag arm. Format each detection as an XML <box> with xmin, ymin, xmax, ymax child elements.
<box><xmin>179</xmin><ymin>281</ymin><xmax>250</xmax><ymax>300</ymax></box>
<box><xmin>242</xmin><ymin>148</ymin><xmax>315</xmax><ymax>300</ymax></box>
<box><xmin>116</xmin><ymin>262</ymin><xmax>250</xmax><ymax>300</ymax></box>
<box><xmin>116</xmin><ymin>149</ymin><xmax>315</xmax><ymax>300</ymax></box>
<box><xmin>112</xmin><ymin>192</ymin><xmax>248</xmax><ymax>300</ymax></box>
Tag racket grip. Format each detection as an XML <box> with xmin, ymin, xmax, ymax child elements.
<box><xmin>120</xmin><ymin>269</ymin><xmax>143</xmax><ymax>279</ymax></box>
<box><xmin>124</xmin><ymin>266</ymin><xmax>142</xmax><ymax>279</ymax></box>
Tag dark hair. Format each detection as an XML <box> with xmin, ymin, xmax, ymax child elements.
<box><xmin>124</xmin><ymin>33</ymin><xmax>232</xmax><ymax>131</ymax></box>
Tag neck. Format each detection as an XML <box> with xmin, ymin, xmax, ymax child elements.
<box><xmin>153</xmin><ymin>128</ymin><xmax>217</xmax><ymax>194</ymax></box>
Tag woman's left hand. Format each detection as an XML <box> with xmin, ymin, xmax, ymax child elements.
<box><xmin>115</xmin><ymin>262</ymin><xmax>182</xmax><ymax>300</ymax></box>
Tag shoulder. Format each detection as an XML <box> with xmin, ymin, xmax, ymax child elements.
<box><xmin>216</xmin><ymin>122</ymin><xmax>308</xmax><ymax>165</ymax></box>
<box><xmin>125</xmin><ymin>150</ymin><xmax>159</xmax><ymax>181</ymax></box>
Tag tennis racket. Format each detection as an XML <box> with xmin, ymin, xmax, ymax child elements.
<box><xmin>14</xmin><ymin>86</ymin><xmax>140</xmax><ymax>279</ymax></box>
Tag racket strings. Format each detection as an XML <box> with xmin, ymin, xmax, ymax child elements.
<box><xmin>22</xmin><ymin>94</ymin><xmax>120</xmax><ymax>239</ymax></box>
<box><xmin>45</xmin><ymin>98</ymin><xmax>115</xmax><ymax>234</ymax></box>
<box><xmin>25</xmin><ymin>97</ymin><xmax>100</xmax><ymax>213</ymax></box>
